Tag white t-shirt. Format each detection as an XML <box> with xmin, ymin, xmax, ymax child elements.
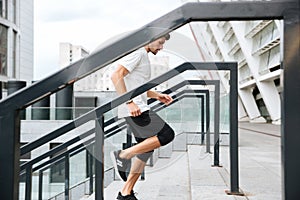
<box><xmin>116</xmin><ymin>47</ymin><xmax>151</xmax><ymax>118</ymax></box>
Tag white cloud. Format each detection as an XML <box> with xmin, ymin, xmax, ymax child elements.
<box><xmin>34</xmin><ymin>0</ymin><xmax>184</xmax><ymax>79</ymax></box>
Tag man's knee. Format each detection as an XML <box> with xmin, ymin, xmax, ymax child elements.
<box><xmin>137</xmin><ymin>151</ymin><xmax>153</xmax><ymax>163</ymax></box>
<box><xmin>157</xmin><ymin>127</ymin><xmax>175</xmax><ymax>146</ymax></box>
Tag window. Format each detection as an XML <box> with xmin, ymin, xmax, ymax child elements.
<box><xmin>0</xmin><ymin>24</ymin><xmax>7</xmax><ymax>76</ymax></box>
<box><xmin>12</xmin><ymin>31</ymin><xmax>17</xmax><ymax>78</ymax></box>
<box><xmin>12</xmin><ymin>0</ymin><xmax>16</xmax><ymax>23</ymax></box>
<box><xmin>74</xmin><ymin>97</ymin><xmax>97</xmax><ymax>118</ymax></box>
<box><xmin>0</xmin><ymin>0</ymin><xmax>7</xmax><ymax>19</ymax></box>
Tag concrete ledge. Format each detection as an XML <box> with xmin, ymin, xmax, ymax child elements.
<box><xmin>250</xmin><ymin>116</ymin><xmax>266</xmax><ymax>123</ymax></box>
<box><xmin>187</xmin><ymin>133</ymin><xmax>229</xmax><ymax>146</ymax></box>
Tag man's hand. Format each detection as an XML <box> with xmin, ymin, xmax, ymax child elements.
<box><xmin>127</xmin><ymin>102</ymin><xmax>142</xmax><ymax>117</ymax></box>
<box><xmin>157</xmin><ymin>93</ymin><xmax>173</xmax><ymax>105</ymax></box>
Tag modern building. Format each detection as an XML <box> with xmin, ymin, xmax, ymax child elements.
<box><xmin>59</xmin><ymin>42</ymin><xmax>89</xmax><ymax>68</ymax></box>
<box><xmin>0</xmin><ymin>0</ymin><xmax>34</xmax><ymax>98</ymax></box>
<box><xmin>189</xmin><ymin>20</ymin><xmax>281</xmax><ymax>124</ymax></box>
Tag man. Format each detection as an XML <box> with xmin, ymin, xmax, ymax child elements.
<box><xmin>110</xmin><ymin>33</ymin><xmax>175</xmax><ymax>200</ymax></box>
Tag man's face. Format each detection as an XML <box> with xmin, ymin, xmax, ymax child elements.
<box><xmin>148</xmin><ymin>37</ymin><xmax>166</xmax><ymax>55</ymax></box>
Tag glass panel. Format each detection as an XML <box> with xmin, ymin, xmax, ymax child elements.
<box><xmin>259</xmin><ymin>45</ymin><xmax>280</xmax><ymax>75</ymax></box>
<box><xmin>228</xmin><ymin>35</ymin><xmax>238</xmax><ymax>47</ymax></box>
<box><xmin>260</xmin><ymin>23</ymin><xmax>274</xmax><ymax>46</ymax></box>
<box><xmin>70</xmin><ymin>150</ymin><xmax>87</xmax><ymax>186</ymax></box>
<box><xmin>233</xmin><ymin>49</ymin><xmax>245</xmax><ymax>64</ymax></box>
<box><xmin>220</xmin><ymin>93</ymin><xmax>229</xmax><ymax>133</ymax></box>
<box><xmin>239</xmin><ymin>64</ymin><xmax>253</xmax><ymax>83</ymax></box>
<box><xmin>41</xmin><ymin>167</ymin><xmax>64</xmax><ymax>200</ymax></box>
<box><xmin>31</xmin><ymin>173</ymin><xmax>39</xmax><ymax>200</ymax></box>
<box><xmin>268</xmin><ymin>46</ymin><xmax>280</xmax><ymax>68</ymax></box>
<box><xmin>157</xmin><ymin>97</ymin><xmax>202</xmax><ymax>134</ymax></box>
<box><xmin>259</xmin><ymin>50</ymin><xmax>270</xmax><ymax>75</ymax></box>
<box><xmin>49</xmin><ymin>160</ymin><xmax>65</xmax><ymax>184</ymax></box>
<box><xmin>104</xmin><ymin>109</ymin><xmax>127</xmax><ymax>185</ymax></box>
<box><xmin>209</xmin><ymin>91</ymin><xmax>215</xmax><ymax>133</ymax></box>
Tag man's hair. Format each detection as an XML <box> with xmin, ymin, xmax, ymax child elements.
<box><xmin>163</xmin><ymin>33</ymin><xmax>170</xmax><ymax>40</ymax></box>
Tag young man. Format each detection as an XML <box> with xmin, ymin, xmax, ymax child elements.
<box><xmin>110</xmin><ymin>34</ymin><xmax>175</xmax><ymax>200</ymax></box>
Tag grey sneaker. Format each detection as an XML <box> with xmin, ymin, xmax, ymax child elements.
<box><xmin>110</xmin><ymin>150</ymin><xmax>131</xmax><ymax>181</ymax></box>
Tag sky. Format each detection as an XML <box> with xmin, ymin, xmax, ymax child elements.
<box><xmin>33</xmin><ymin>0</ymin><xmax>185</xmax><ymax>80</ymax></box>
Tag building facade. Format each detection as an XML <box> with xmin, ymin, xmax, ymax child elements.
<box><xmin>0</xmin><ymin>0</ymin><xmax>33</xmax><ymax>97</ymax></box>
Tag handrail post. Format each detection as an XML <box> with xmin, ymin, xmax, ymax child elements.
<box><xmin>88</xmin><ymin>147</ymin><xmax>94</xmax><ymax>195</ymax></box>
<box><xmin>25</xmin><ymin>165</ymin><xmax>33</xmax><ymax>200</ymax></box>
<box><xmin>95</xmin><ymin>114</ymin><xmax>104</xmax><ymax>200</ymax></box>
<box><xmin>213</xmin><ymin>82</ymin><xmax>221</xmax><ymax>167</ymax></box>
<box><xmin>38</xmin><ymin>170</ymin><xmax>43</xmax><ymax>200</ymax></box>
<box><xmin>282</xmin><ymin>6</ymin><xmax>300</xmax><ymax>199</ymax></box>
<box><xmin>0</xmin><ymin>110</ymin><xmax>20</xmax><ymax>200</ymax></box>
<box><xmin>201</xmin><ymin>95</ymin><xmax>205</xmax><ymax>144</ymax></box>
<box><xmin>226</xmin><ymin>64</ymin><xmax>241</xmax><ymax>194</ymax></box>
<box><xmin>205</xmin><ymin>91</ymin><xmax>210</xmax><ymax>153</ymax></box>
<box><xmin>65</xmin><ymin>154</ymin><xmax>70</xmax><ymax>200</ymax></box>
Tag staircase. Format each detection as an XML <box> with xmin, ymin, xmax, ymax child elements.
<box><xmin>81</xmin><ymin>143</ymin><xmax>232</xmax><ymax>200</ymax></box>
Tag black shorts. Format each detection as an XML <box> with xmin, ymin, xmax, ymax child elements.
<box><xmin>125</xmin><ymin>110</ymin><xmax>174</xmax><ymax>146</ymax></box>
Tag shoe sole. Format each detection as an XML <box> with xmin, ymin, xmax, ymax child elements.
<box><xmin>110</xmin><ymin>151</ymin><xmax>124</xmax><ymax>181</ymax></box>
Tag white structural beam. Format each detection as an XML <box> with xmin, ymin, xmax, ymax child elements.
<box><xmin>207</xmin><ymin>21</ymin><xmax>263</xmax><ymax>122</ymax></box>
<box><xmin>231</xmin><ymin>21</ymin><xmax>281</xmax><ymax>123</ymax></box>
<box><xmin>238</xmin><ymin>96</ymin><xmax>248</xmax><ymax>120</ymax></box>
<box><xmin>189</xmin><ymin>23</ymin><xmax>230</xmax><ymax>94</ymax></box>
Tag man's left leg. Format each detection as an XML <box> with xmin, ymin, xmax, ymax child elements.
<box><xmin>119</xmin><ymin>135</ymin><xmax>161</xmax><ymax>160</ymax></box>
<box><xmin>120</xmin><ymin>158</ymin><xmax>147</xmax><ymax>196</ymax></box>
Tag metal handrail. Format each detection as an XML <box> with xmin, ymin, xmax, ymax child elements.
<box><xmin>20</xmin><ymin>79</ymin><xmax>214</xmax><ymax>156</ymax></box>
<box><xmin>20</xmin><ymin>63</ymin><xmax>225</xmax><ymax>156</ymax></box>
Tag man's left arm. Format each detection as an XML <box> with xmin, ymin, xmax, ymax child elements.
<box><xmin>147</xmin><ymin>90</ymin><xmax>173</xmax><ymax>105</ymax></box>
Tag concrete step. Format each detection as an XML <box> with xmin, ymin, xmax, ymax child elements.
<box><xmin>103</xmin><ymin>151</ymin><xmax>191</xmax><ymax>200</ymax></box>
<box><xmin>187</xmin><ymin>145</ymin><xmax>245</xmax><ymax>200</ymax></box>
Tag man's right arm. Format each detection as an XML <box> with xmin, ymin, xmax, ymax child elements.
<box><xmin>111</xmin><ymin>65</ymin><xmax>141</xmax><ymax>117</ymax></box>
<box><xmin>111</xmin><ymin>64</ymin><xmax>129</xmax><ymax>95</ymax></box>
